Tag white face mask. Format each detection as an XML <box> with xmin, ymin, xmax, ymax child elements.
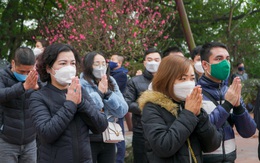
<box><xmin>194</xmin><ymin>61</ymin><xmax>204</xmax><ymax>73</ymax></box>
<box><xmin>52</xmin><ymin>65</ymin><xmax>76</xmax><ymax>85</ymax></box>
<box><xmin>174</xmin><ymin>81</ymin><xmax>195</xmax><ymax>101</ymax></box>
<box><xmin>93</xmin><ymin>66</ymin><xmax>107</xmax><ymax>78</ymax></box>
<box><xmin>33</xmin><ymin>48</ymin><xmax>43</xmax><ymax>56</ymax></box>
<box><xmin>146</xmin><ymin>61</ymin><xmax>160</xmax><ymax>73</ymax></box>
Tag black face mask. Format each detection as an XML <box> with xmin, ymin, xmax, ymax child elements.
<box><xmin>238</xmin><ymin>67</ymin><xmax>245</xmax><ymax>71</ymax></box>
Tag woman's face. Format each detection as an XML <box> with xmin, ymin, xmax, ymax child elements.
<box><xmin>92</xmin><ymin>54</ymin><xmax>106</xmax><ymax>69</ymax></box>
<box><xmin>174</xmin><ymin>65</ymin><xmax>195</xmax><ymax>84</ymax></box>
<box><xmin>47</xmin><ymin>51</ymin><xmax>76</xmax><ymax>88</ymax></box>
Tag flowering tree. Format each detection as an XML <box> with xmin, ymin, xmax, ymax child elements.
<box><xmin>39</xmin><ymin>0</ymin><xmax>175</xmax><ymax>59</ymax></box>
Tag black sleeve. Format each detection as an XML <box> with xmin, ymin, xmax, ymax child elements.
<box><xmin>124</xmin><ymin>79</ymin><xmax>141</xmax><ymax>114</ymax></box>
<box><xmin>77</xmin><ymin>88</ymin><xmax>108</xmax><ymax>134</ymax></box>
<box><xmin>195</xmin><ymin>108</ymin><xmax>222</xmax><ymax>152</ymax></box>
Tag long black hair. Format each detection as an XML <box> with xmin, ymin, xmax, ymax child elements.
<box><xmin>82</xmin><ymin>51</ymin><xmax>114</xmax><ymax>91</ymax></box>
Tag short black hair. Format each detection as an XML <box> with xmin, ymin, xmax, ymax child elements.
<box><xmin>163</xmin><ymin>46</ymin><xmax>183</xmax><ymax>58</ymax></box>
<box><xmin>200</xmin><ymin>42</ymin><xmax>228</xmax><ymax>62</ymax></box>
<box><xmin>236</xmin><ymin>62</ymin><xmax>243</xmax><ymax>67</ymax></box>
<box><xmin>190</xmin><ymin>45</ymin><xmax>202</xmax><ymax>60</ymax></box>
<box><xmin>36</xmin><ymin>43</ymin><xmax>80</xmax><ymax>82</ymax></box>
<box><xmin>143</xmin><ymin>47</ymin><xmax>162</xmax><ymax>61</ymax></box>
<box><xmin>14</xmin><ymin>47</ymin><xmax>35</xmax><ymax>66</ymax></box>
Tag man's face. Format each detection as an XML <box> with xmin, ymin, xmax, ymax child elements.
<box><xmin>11</xmin><ymin>60</ymin><xmax>34</xmax><ymax>75</ymax></box>
<box><xmin>202</xmin><ymin>47</ymin><xmax>230</xmax><ymax>82</ymax></box>
<box><xmin>143</xmin><ymin>52</ymin><xmax>161</xmax><ymax>67</ymax></box>
<box><xmin>238</xmin><ymin>63</ymin><xmax>245</xmax><ymax>70</ymax></box>
<box><xmin>110</xmin><ymin>55</ymin><xmax>121</xmax><ymax>68</ymax></box>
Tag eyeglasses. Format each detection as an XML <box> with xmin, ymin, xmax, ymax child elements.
<box><xmin>93</xmin><ymin>61</ymin><xmax>107</xmax><ymax>67</ymax></box>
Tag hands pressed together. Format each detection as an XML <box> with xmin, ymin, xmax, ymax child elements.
<box><xmin>98</xmin><ymin>75</ymin><xmax>108</xmax><ymax>94</ymax></box>
<box><xmin>66</xmin><ymin>77</ymin><xmax>82</xmax><ymax>105</ymax></box>
<box><xmin>185</xmin><ymin>85</ymin><xmax>202</xmax><ymax>116</ymax></box>
<box><xmin>225</xmin><ymin>77</ymin><xmax>241</xmax><ymax>107</ymax></box>
<box><xmin>23</xmin><ymin>69</ymin><xmax>39</xmax><ymax>90</ymax></box>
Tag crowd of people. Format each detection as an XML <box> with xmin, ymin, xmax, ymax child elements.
<box><xmin>0</xmin><ymin>39</ymin><xmax>258</xmax><ymax>163</ymax></box>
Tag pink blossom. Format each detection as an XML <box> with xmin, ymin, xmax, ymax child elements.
<box><xmin>163</xmin><ymin>35</ymin><xmax>169</xmax><ymax>39</ymax></box>
<box><xmin>79</xmin><ymin>34</ymin><xmax>86</xmax><ymax>40</ymax></box>
<box><xmin>133</xmin><ymin>32</ymin><xmax>137</xmax><ymax>38</ymax></box>
<box><xmin>124</xmin><ymin>62</ymin><xmax>130</xmax><ymax>67</ymax></box>
<box><xmin>69</xmin><ymin>35</ymin><xmax>75</xmax><ymax>39</ymax></box>
<box><xmin>161</xmin><ymin>20</ymin><xmax>165</xmax><ymax>25</ymax></box>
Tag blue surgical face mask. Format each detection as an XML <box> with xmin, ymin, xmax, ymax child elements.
<box><xmin>109</xmin><ymin>61</ymin><xmax>118</xmax><ymax>70</ymax></box>
<box><xmin>13</xmin><ymin>72</ymin><xmax>27</xmax><ymax>82</ymax></box>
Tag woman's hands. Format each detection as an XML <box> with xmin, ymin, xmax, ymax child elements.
<box><xmin>98</xmin><ymin>75</ymin><xmax>108</xmax><ymax>94</ymax></box>
<box><xmin>66</xmin><ymin>77</ymin><xmax>82</xmax><ymax>105</ymax></box>
<box><xmin>185</xmin><ymin>85</ymin><xmax>202</xmax><ymax>116</ymax></box>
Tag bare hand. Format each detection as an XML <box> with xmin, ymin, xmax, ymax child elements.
<box><xmin>225</xmin><ymin>77</ymin><xmax>241</xmax><ymax>107</ymax></box>
<box><xmin>23</xmin><ymin>69</ymin><xmax>39</xmax><ymax>90</ymax></box>
<box><xmin>66</xmin><ymin>77</ymin><xmax>82</xmax><ymax>105</ymax></box>
<box><xmin>136</xmin><ymin>70</ymin><xmax>142</xmax><ymax>76</ymax></box>
<box><xmin>185</xmin><ymin>85</ymin><xmax>202</xmax><ymax>116</ymax></box>
<box><xmin>98</xmin><ymin>75</ymin><xmax>108</xmax><ymax>93</ymax></box>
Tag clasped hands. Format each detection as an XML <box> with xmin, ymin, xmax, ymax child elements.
<box><xmin>185</xmin><ymin>85</ymin><xmax>202</xmax><ymax>116</ymax></box>
<box><xmin>225</xmin><ymin>77</ymin><xmax>241</xmax><ymax>107</ymax></box>
<box><xmin>67</xmin><ymin>77</ymin><xmax>82</xmax><ymax>105</ymax></box>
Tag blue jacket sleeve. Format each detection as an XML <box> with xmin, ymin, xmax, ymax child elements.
<box><xmin>103</xmin><ymin>77</ymin><xmax>128</xmax><ymax>118</ymax></box>
<box><xmin>232</xmin><ymin>99</ymin><xmax>256</xmax><ymax>138</ymax></box>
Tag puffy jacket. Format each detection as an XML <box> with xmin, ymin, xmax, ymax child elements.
<box><xmin>197</xmin><ymin>75</ymin><xmax>256</xmax><ymax>163</ymax></box>
<box><xmin>80</xmin><ymin>74</ymin><xmax>128</xmax><ymax>142</ymax></box>
<box><xmin>0</xmin><ymin>66</ymin><xmax>40</xmax><ymax>145</ymax></box>
<box><xmin>124</xmin><ymin>69</ymin><xmax>153</xmax><ymax>133</ymax></box>
<box><xmin>29</xmin><ymin>83</ymin><xmax>108</xmax><ymax>163</ymax></box>
<box><xmin>110</xmin><ymin>66</ymin><xmax>128</xmax><ymax>93</ymax></box>
<box><xmin>138</xmin><ymin>91</ymin><xmax>222</xmax><ymax>163</ymax></box>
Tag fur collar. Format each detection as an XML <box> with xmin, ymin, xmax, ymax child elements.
<box><xmin>138</xmin><ymin>90</ymin><xmax>179</xmax><ymax>117</ymax></box>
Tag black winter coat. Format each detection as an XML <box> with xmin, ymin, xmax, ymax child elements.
<box><xmin>138</xmin><ymin>91</ymin><xmax>222</xmax><ymax>163</ymax></box>
<box><xmin>29</xmin><ymin>83</ymin><xmax>108</xmax><ymax>163</ymax></box>
<box><xmin>0</xmin><ymin>66</ymin><xmax>41</xmax><ymax>145</ymax></box>
<box><xmin>124</xmin><ymin>69</ymin><xmax>153</xmax><ymax>133</ymax></box>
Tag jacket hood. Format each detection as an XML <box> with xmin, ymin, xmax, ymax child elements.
<box><xmin>138</xmin><ymin>90</ymin><xmax>179</xmax><ymax>116</ymax></box>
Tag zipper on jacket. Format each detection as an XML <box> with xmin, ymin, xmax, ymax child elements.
<box><xmin>21</xmin><ymin>95</ymin><xmax>25</xmax><ymax>145</ymax></box>
<box><xmin>219</xmin><ymin>83</ymin><xmax>227</xmax><ymax>161</ymax></box>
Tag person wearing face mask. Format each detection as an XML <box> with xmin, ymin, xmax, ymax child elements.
<box><xmin>0</xmin><ymin>47</ymin><xmax>42</xmax><ymax>163</ymax></box>
<box><xmin>198</xmin><ymin>42</ymin><xmax>256</xmax><ymax>163</ymax></box>
<box><xmin>137</xmin><ymin>55</ymin><xmax>221</xmax><ymax>162</ymax></box>
<box><xmin>109</xmin><ymin>54</ymin><xmax>129</xmax><ymax>163</ymax></box>
<box><xmin>231</xmin><ymin>62</ymin><xmax>249</xmax><ymax>83</ymax></box>
<box><xmin>33</xmin><ymin>39</ymin><xmax>49</xmax><ymax>57</ymax></box>
<box><xmin>190</xmin><ymin>45</ymin><xmax>204</xmax><ymax>83</ymax></box>
<box><xmin>124</xmin><ymin>47</ymin><xmax>162</xmax><ymax>163</ymax></box>
<box><xmin>79</xmin><ymin>51</ymin><xmax>128</xmax><ymax>163</ymax></box>
<box><xmin>29</xmin><ymin>43</ymin><xmax>108</xmax><ymax>163</ymax></box>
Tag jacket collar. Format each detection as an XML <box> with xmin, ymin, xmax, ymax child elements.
<box><xmin>138</xmin><ymin>90</ymin><xmax>179</xmax><ymax>117</ymax></box>
<box><xmin>198</xmin><ymin>74</ymin><xmax>225</xmax><ymax>89</ymax></box>
<box><xmin>143</xmin><ymin>69</ymin><xmax>153</xmax><ymax>80</ymax></box>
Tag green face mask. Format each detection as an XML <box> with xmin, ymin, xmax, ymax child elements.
<box><xmin>209</xmin><ymin>60</ymin><xmax>230</xmax><ymax>80</ymax></box>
